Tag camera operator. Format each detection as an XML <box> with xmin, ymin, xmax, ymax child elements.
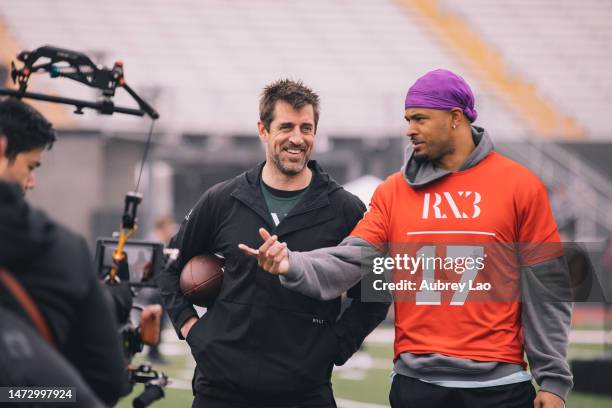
<box><xmin>0</xmin><ymin>97</ymin><xmax>129</xmax><ymax>406</ymax></box>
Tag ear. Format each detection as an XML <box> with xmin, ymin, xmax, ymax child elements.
<box><xmin>449</xmin><ymin>108</ymin><xmax>464</xmax><ymax>128</ymax></box>
<box><xmin>257</xmin><ymin>121</ymin><xmax>269</xmax><ymax>143</ymax></box>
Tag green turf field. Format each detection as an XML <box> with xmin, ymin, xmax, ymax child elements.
<box><xmin>116</xmin><ymin>337</ymin><xmax>612</xmax><ymax>407</ymax></box>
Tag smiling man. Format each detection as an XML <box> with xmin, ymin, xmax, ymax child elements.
<box><xmin>0</xmin><ymin>98</ymin><xmax>55</xmax><ymax>193</ymax></box>
<box><xmin>160</xmin><ymin>79</ymin><xmax>390</xmax><ymax>408</ymax></box>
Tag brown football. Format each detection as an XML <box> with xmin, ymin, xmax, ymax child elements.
<box><xmin>180</xmin><ymin>254</ymin><xmax>224</xmax><ymax>307</ymax></box>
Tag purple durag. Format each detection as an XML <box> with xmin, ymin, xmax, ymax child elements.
<box><xmin>404</xmin><ymin>69</ymin><xmax>478</xmax><ymax>122</ymax></box>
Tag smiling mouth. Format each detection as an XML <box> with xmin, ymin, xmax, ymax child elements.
<box><xmin>284</xmin><ymin>148</ymin><xmax>304</xmax><ymax>155</ymax></box>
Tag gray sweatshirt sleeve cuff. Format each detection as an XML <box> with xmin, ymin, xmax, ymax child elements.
<box><xmin>279</xmin><ymin>250</ymin><xmax>304</xmax><ymax>285</ymax></box>
<box><xmin>540</xmin><ymin>378</ymin><xmax>571</xmax><ymax>402</ymax></box>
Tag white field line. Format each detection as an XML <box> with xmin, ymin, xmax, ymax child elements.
<box><xmin>337</xmin><ymin>399</ymin><xmax>388</xmax><ymax>408</ymax></box>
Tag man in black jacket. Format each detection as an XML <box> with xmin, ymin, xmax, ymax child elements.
<box><xmin>0</xmin><ymin>98</ymin><xmax>129</xmax><ymax>406</ymax></box>
<box><xmin>160</xmin><ymin>79</ymin><xmax>390</xmax><ymax>407</ymax></box>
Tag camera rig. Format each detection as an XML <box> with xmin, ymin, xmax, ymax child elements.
<box><xmin>0</xmin><ymin>44</ymin><xmax>159</xmax><ymax>289</ymax></box>
<box><xmin>1</xmin><ymin>45</ymin><xmax>158</xmax><ymax>118</ymax></box>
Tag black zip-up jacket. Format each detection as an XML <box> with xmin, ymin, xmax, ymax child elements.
<box><xmin>0</xmin><ymin>182</ymin><xmax>129</xmax><ymax>406</ymax></box>
<box><xmin>160</xmin><ymin>161</ymin><xmax>390</xmax><ymax>404</ymax></box>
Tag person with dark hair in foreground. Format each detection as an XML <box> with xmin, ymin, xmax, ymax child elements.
<box><xmin>0</xmin><ymin>98</ymin><xmax>129</xmax><ymax>406</ymax></box>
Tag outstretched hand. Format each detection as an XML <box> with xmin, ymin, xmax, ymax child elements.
<box><xmin>238</xmin><ymin>228</ymin><xmax>290</xmax><ymax>275</ymax></box>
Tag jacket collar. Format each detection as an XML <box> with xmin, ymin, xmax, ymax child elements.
<box><xmin>231</xmin><ymin>160</ymin><xmax>340</xmax><ymax>233</ymax></box>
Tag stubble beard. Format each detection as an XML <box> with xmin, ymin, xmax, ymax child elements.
<box><xmin>271</xmin><ymin>151</ymin><xmax>308</xmax><ymax>177</ymax></box>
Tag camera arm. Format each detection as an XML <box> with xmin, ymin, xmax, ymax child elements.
<box><xmin>1</xmin><ymin>45</ymin><xmax>159</xmax><ymax>119</ymax></box>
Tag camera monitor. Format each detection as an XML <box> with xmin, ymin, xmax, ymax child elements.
<box><xmin>95</xmin><ymin>238</ymin><xmax>164</xmax><ymax>286</ymax></box>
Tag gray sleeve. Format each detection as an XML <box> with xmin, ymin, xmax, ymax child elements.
<box><xmin>521</xmin><ymin>256</ymin><xmax>573</xmax><ymax>400</ymax></box>
<box><xmin>279</xmin><ymin>236</ymin><xmax>384</xmax><ymax>301</ymax></box>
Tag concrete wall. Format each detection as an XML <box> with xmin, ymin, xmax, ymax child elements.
<box><xmin>27</xmin><ymin>131</ymin><xmax>150</xmax><ymax>243</ymax></box>
<box><xmin>28</xmin><ymin>132</ymin><xmax>104</xmax><ymax>240</ymax></box>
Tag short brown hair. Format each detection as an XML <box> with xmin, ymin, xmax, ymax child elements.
<box><xmin>259</xmin><ymin>79</ymin><xmax>320</xmax><ymax>132</ymax></box>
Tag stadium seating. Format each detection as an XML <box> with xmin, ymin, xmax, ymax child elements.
<box><xmin>440</xmin><ymin>0</ymin><xmax>612</xmax><ymax>138</ymax></box>
<box><xmin>2</xmin><ymin>0</ymin><xmax>611</xmax><ymax>238</ymax></box>
<box><xmin>0</xmin><ymin>0</ymin><xmax>525</xmax><ymax>139</ymax></box>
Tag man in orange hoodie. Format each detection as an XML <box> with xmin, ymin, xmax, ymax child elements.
<box><xmin>242</xmin><ymin>70</ymin><xmax>572</xmax><ymax>408</ymax></box>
